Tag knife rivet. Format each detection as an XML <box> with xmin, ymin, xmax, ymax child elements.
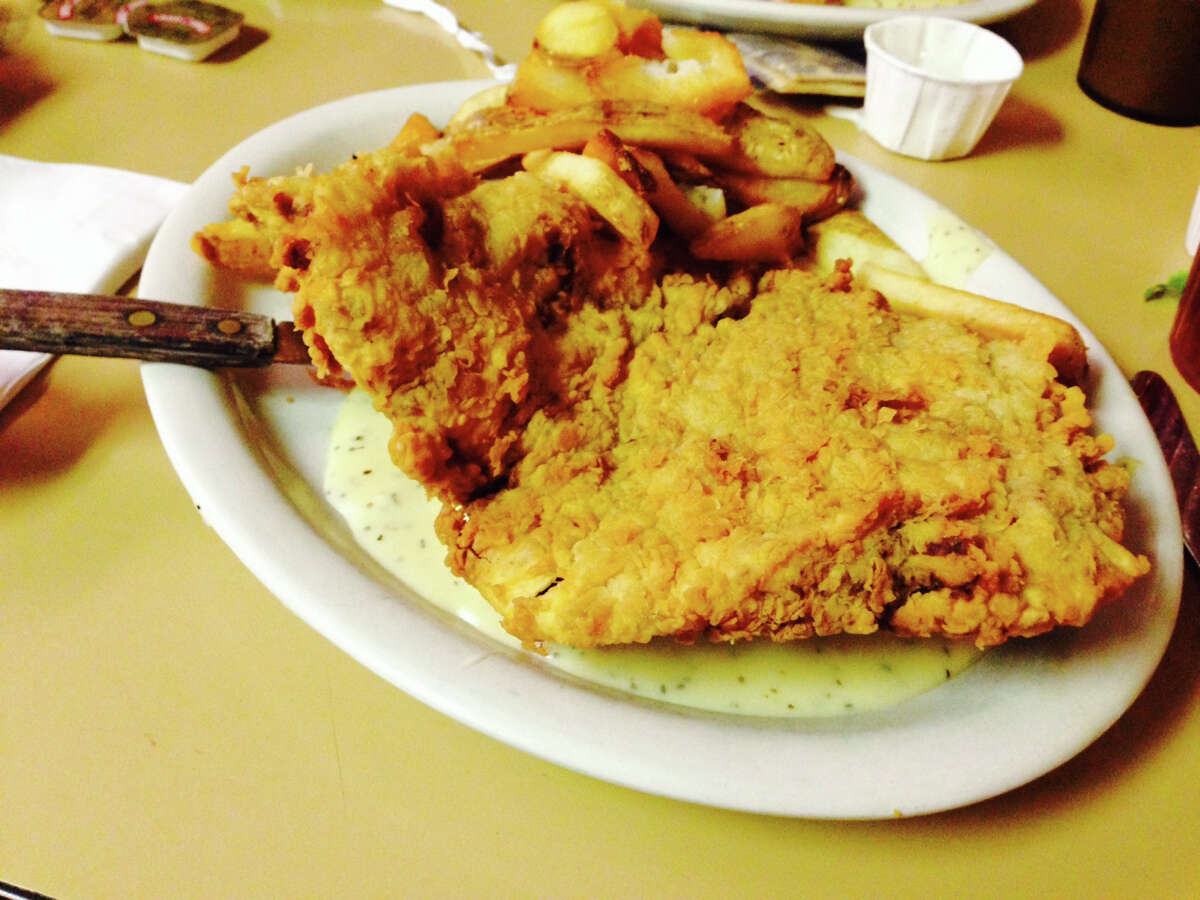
<box><xmin>217</xmin><ymin>318</ymin><xmax>243</xmax><ymax>335</ymax></box>
<box><xmin>127</xmin><ymin>309</ymin><xmax>157</xmax><ymax>327</ymax></box>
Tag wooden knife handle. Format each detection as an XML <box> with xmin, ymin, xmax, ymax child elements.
<box><xmin>0</xmin><ymin>287</ymin><xmax>279</xmax><ymax>368</ymax></box>
<box><xmin>1132</xmin><ymin>369</ymin><xmax>1200</xmax><ymax>563</ymax></box>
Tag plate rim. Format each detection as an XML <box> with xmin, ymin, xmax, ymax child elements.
<box><xmin>139</xmin><ymin>79</ymin><xmax>1183</xmax><ymax>820</ymax></box>
<box><xmin>633</xmin><ymin>0</ymin><xmax>1041</xmax><ymax>38</ymax></box>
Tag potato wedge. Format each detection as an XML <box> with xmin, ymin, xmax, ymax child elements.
<box><xmin>524</xmin><ymin>149</ymin><xmax>659</xmax><ymax>249</ymax></box>
<box><xmin>690</xmin><ymin>202</ymin><xmax>804</xmax><ymax>263</ymax></box>
<box><xmin>717</xmin><ymin>164</ymin><xmax>852</xmax><ymax>224</ymax></box>
<box><xmin>431</xmin><ymin>101</ymin><xmax>735</xmax><ymax>172</ymax></box>
<box><xmin>717</xmin><ymin>103</ymin><xmax>837</xmax><ymax>180</ymax></box>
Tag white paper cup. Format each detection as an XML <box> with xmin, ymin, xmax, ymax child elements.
<box><xmin>863</xmin><ymin>17</ymin><xmax>1023</xmax><ymax>161</ymax></box>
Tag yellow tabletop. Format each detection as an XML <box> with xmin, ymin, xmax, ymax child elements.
<box><xmin>3</xmin><ymin>1</ymin><xmax>1199</xmax><ymax>896</ymax></box>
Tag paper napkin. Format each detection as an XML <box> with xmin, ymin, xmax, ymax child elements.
<box><xmin>0</xmin><ymin>155</ymin><xmax>187</xmax><ymax>413</ymax></box>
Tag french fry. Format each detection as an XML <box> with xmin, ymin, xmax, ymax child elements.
<box><xmin>689</xmin><ymin>202</ymin><xmax>804</xmax><ymax>263</ymax></box>
<box><xmin>534</xmin><ymin>1</ymin><xmax>620</xmax><ymax>60</ymax></box>
<box><xmin>511</xmin><ymin>9</ymin><xmax>746</xmax><ymax>120</ymax></box>
<box><xmin>857</xmin><ymin>263</ymin><xmax>1088</xmax><ymax>385</ymax></box>
<box><xmin>524</xmin><ymin>149</ymin><xmax>659</xmax><ymax>249</ymax></box>
<box><xmin>432</xmin><ymin>101</ymin><xmax>735</xmax><ymax>172</ymax></box>
<box><xmin>804</xmin><ymin>209</ymin><xmax>927</xmax><ymax>279</ymax></box>
<box><xmin>508</xmin><ymin>47</ymin><xmax>597</xmax><ymax>113</ymax></box>
<box><xmin>582</xmin><ymin>130</ymin><xmax>721</xmax><ymax>240</ymax></box>
<box><xmin>589</xmin><ymin>27</ymin><xmax>752</xmax><ymax>118</ymax></box>
<box><xmin>446</xmin><ymin>86</ymin><xmax>509</xmax><ymax>128</ymax></box>
<box><xmin>681</xmin><ymin>183</ymin><xmax>726</xmax><ymax>222</ymax></box>
<box><xmin>628</xmin><ymin>146</ymin><xmax>718</xmax><ymax>239</ymax></box>
<box><xmin>386</xmin><ymin>112</ymin><xmax>443</xmax><ymax>155</ymax></box>
<box><xmin>581</xmin><ymin>128</ymin><xmax>655</xmax><ymax>193</ymax></box>
<box><xmin>717</xmin><ymin>164</ymin><xmax>853</xmax><ymax>224</ymax></box>
<box><xmin>599</xmin><ymin>0</ymin><xmax>663</xmax><ymax>57</ymax></box>
<box><xmin>656</xmin><ymin>150</ymin><xmax>713</xmax><ymax>181</ymax></box>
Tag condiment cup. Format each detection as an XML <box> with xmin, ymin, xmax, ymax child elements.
<box><xmin>862</xmin><ymin>17</ymin><xmax>1023</xmax><ymax>161</ymax></box>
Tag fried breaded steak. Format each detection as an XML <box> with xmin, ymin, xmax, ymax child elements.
<box><xmin>435</xmin><ymin>265</ymin><xmax>1147</xmax><ymax>649</ymax></box>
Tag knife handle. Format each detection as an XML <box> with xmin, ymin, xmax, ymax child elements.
<box><xmin>1132</xmin><ymin>369</ymin><xmax>1200</xmax><ymax>563</ymax></box>
<box><xmin>0</xmin><ymin>287</ymin><xmax>279</xmax><ymax>368</ymax></box>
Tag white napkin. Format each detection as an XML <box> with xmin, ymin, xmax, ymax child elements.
<box><xmin>382</xmin><ymin>0</ymin><xmax>516</xmax><ymax>79</ymax></box>
<box><xmin>0</xmin><ymin>156</ymin><xmax>188</xmax><ymax>412</ymax></box>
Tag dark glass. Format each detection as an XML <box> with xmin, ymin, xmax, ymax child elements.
<box><xmin>1077</xmin><ymin>0</ymin><xmax>1200</xmax><ymax>126</ymax></box>
<box><xmin>1170</xmin><ymin>249</ymin><xmax>1200</xmax><ymax>392</ymax></box>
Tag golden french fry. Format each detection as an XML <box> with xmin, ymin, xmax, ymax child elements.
<box><xmin>689</xmin><ymin>202</ymin><xmax>804</xmax><ymax>263</ymax></box>
<box><xmin>386</xmin><ymin>113</ymin><xmax>443</xmax><ymax>156</ymax></box>
<box><xmin>534</xmin><ymin>1</ymin><xmax>620</xmax><ymax>60</ymax></box>
<box><xmin>589</xmin><ymin>27</ymin><xmax>752</xmax><ymax>118</ymax></box>
<box><xmin>508</xmin><ymin>48</ymin><xmax>597</xmax><ymax>113</ymax></box>
<box><xmin>581</xmin><ymin>128</ymin><xmax>655</xmax><ymax>193</ymax></box>
<box><xmin>656</xmin><ymin>150</ymin><xmax>713</xmax><ymax>181</ymax></box>
<box><xmin>431</xmin><ymin>101</ymin><xmax>735</xmax><ymax>172</ymax></box>
<box><xmin>581</xmin><ymin>130</ymin><xmax>719</xmax><ymax>240</ymax></box>
<box><xmin>524</xmin><ymin>149</ymin><xmax>659</xmax><ymax>249</ymax></box>
<box><xmin>717</xmin><ymin>103</ymin><xmax>837</xmax><ymax>180</ymax></box>
<box><xmin>628</xmin><ymin>146</ymin><xmax>718</xmax><ymax>239</ymax></box>
<box><xmin>857</xmin><ymin>263</ymin><xmax>1088</xmax><ymax>385</ymax></box>
<box><xmin>717</xmin><ymin>164</ymin><xmax>852</xmax><ymax>224</ymax></box>
<box><xmin>597</xmin><ymin>0</ymin><xmax>662</xmax><ymax>56</ymax></box>
<box><xmin>804</xmin><ymin>209</ymin><xmax>927</xmax><ymax>279</ymax></box>
<box><xmin>681</xmin><ymin>183</ymin><xmax>726</xmax><ymax>222</ymax></box>
<box><xmin>447</xmin><ymin>86</ymin><xmax>509</xmax><ymax>128</ymax></box>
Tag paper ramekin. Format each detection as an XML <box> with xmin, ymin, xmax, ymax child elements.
<box><xmin>863</xmin><ymin>17</ymin><xmax>1023</xmax><ymax>161</ymax></box>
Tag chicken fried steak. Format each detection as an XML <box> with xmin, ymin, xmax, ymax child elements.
<box><xmin>195</xmin><ymin>113</ymin><xmax>1147</xmax><ymax>652</ymax></box>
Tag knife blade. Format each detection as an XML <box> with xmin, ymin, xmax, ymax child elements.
<box><xmin>1132</xmin><ymin>369</ymin><xmax>1200</xmax><ymax>565</ymax></box>
<box><xmin>0</xmin><ymin>287</ymin><xmax>310</xmax><ymax>368</ymax></box>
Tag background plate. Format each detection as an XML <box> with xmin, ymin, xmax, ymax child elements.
<box><xmin>634</xmin><ymin>0</ymin><xmax>1040</xmax><ymax>38</ymax></box>
<box><xmin>140</xmin><ymin>80</ymin><xmax>1181</xmax><ymax>819</ymax></box>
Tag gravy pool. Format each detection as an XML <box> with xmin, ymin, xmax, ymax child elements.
<box><xmin>325</xmin><ymin>389</ymin><xmax>983</xmax><ymax>718</ymax></box>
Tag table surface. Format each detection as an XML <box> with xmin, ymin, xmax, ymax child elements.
<box><xmin>3</xmin><ymin>0</ymin><xmax>1199</xmax><ymax>896</ymax></box>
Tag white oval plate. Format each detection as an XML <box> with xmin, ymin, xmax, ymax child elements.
<box><xmin>141</xmin><ymin>80</ymin><xmax>1181</xmax><ymax>819</ymax></box>
<box><xmin>635</xmin><ymin>0</ymin><xmax>1039</xmax><ymax>38</ymax></box>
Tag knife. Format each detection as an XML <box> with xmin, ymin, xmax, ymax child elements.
<box><xmin>1132</xmin><ymin>369</ymin><xmax>1200</xmax><ymax>565</ymax></box>
<box><xmin>0</xmin><ymin>287</ymin><xmax>310</xmax><ymax>368</ymax></box>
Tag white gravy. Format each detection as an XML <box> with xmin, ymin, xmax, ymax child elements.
<box><xmin>922</xmin><ymin>207</ymin><xmax>994</xmax><ymax>289</ymax></box>
<box><xmin>324</xmin><ymin>389</ymin><xmax>983</xmax><ymax>718</ymax></box>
